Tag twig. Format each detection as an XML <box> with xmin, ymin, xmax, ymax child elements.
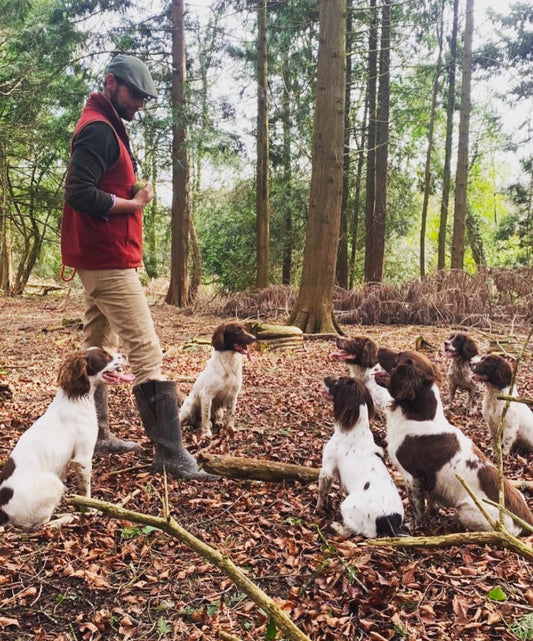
<box><xmin>69</xmin><ymin>495</ymin><xmax>312</xmax><ymax>641</ymax></box>
<box><xmin>366</xmin><ymin>531</ymin><xmax>533</xmax><ymax>561</ymax></box>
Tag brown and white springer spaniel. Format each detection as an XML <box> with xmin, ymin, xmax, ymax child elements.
<box><xmin>317</xmin><ymin>376</ymin><xmax>404</xmax><ymax>538</ymax></box>
<box><xmin>331</xmin><ymin>336</ymin><xmax>393</xmax><ymax>418</ymax></box>
<box><xmin>443</xmin><ymin>333</ymin><xmax>479</xmax><ymax>414</ymax></box>
<box><xmin>375</xmin><ymin>351</ymin><xmax>533</xmax><ymax>535</ymax></box>
<box><xmin>470</xmin><ymin>353</ymin><xmax>533</xmax><ymax>455</ymax></box>
<box><xmin>0</xmin><ymin>348</ymin><xmax>134</xmax><ymax>529</ymax></box>
<box><xmin>179</xmin><ymin>323</ymin><xmax>256</xmax><ymax>439</ymax></box>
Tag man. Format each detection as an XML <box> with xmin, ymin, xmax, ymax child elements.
<box><xmin>61</xmin><ymin>54</ymin><xmax>215</xmax><ymax>481</ymax></box>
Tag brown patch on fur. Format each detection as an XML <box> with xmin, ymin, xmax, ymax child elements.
<box><xmin>0</xmin><ymin>457</ymin><xmax>15</xmax><ymax>484</ymax></box>
<box><xmin>324</xmin><ymin>376</ymin><xmax>375</xmax><ymax>431</ymax></box>
<box><xmin>444</xmin><ymin>333</ymin><xmax>478</xmax><ymax>360</ymax></box>
<box><xmin>471</xmin><ymin>354</ymin><xmax>512</xmax><ymax>389</ymax></box>
<box><xmin>477</xmin><ymin>464</ymin><xmax>533</xmax><ymax>532</ymax></box>
<box><xmin>55</xmin><ymin>347</ymin><xmax>113</xmax><ymax>398</ymax></box>
<box><xmin>395</xmin><ymin>432</ymin><xmax>460</xmax><ymax>493</ymax></box>
<box><xmin>335</xmin><ymin>336</ymin><xmax>378</xmax><ymax>368</ymax></box>
<box><xmin>211</xmin><ymin>323</ymin><xmax>256</xmax><ymax>352</ymax></box>
<box><xmin>377</xmin><ymin>347</ymin><xmax>398</xmax><ymax>373</ymax></box>
<box><xmin>57</xmin><ymin>352</ymin><xmax>91</xmax><ymax>398</ymax></box>
<box><xmin>0</xmin><ymin>458</ymin><xmax>15</xmax><ymax>524</ymax></box>
<box><xmin>388</xmin><ymin>351</ymin><xmax>441</xmax><ymax>421</ymax></box>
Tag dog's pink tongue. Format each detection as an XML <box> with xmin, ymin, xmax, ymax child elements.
<box><xmin>329</xmin><ymin>350</ymin><xmax>347</xmax><ymax>360</ymax></box>
<box><xmin>246</xmin><ymin>349</ymin><xmax>253</xmax><ymax>363</ymax></box>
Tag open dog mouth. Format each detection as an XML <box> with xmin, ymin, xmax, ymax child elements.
<box><xmin>102</xmin><ymin>370</ymin><xmax>135</xmax><ymax>384</ymax></box>
<box><xmin>233</xmin><ymin>344</ymin><xmax>253</xmax><ymax>362</ymax></box>
<box><xmin>373</xmin><ymin>369</ymin><xmax>390</xmax><ymax>387</ymax></box>
<box><xmin>329</xmin><ymin>349</ymin><xmax>351</xmax><ymax>361</ymax></box>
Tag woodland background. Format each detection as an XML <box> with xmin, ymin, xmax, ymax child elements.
<box><xmin>0</xmin><ymin>0</ymin><xmax>531</xmax><ymax>314</ymax></box>
<box><xmin>0</xmin><ymin>287</ymin><xmax>532</xmax><ymax>640</ymax></box>
<box><xmin>1</xmin><ymin>0</ymin><xmax>533</xmax><ymax>639</ymax></box>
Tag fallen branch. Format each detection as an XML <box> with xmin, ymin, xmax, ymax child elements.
<box><xmin>497</xmin><ymin>394</ymin><xmax>533</xmax><ymax>407</ymax></box>
<box><xmin>366</xmin><ymin>530</ymin><xmax>533</xmax><ymax>561</ymax></box>
<box><xmin>197</xmin><ymin>454</ymin><xmax>319</xmax><ymax>483</ymax></box>
<box><xmin>69</xmin><ymin>495</ymin><xmax>312</xmax><ymax>641</ymax></box>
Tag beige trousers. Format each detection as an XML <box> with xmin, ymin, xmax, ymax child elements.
<box><xmin>77</xmin><ymin>268</ymin><xmax>165</xmax><ymax>385</ymax></box>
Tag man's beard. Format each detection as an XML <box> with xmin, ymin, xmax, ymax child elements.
<box><xmin>109</xmin><ymin>87</ymin><xmax>132</xmax><ymax>121</ymax></box>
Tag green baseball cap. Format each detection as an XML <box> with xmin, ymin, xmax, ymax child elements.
<box><xmin>107</xmin><ymin>54</ymin><xmax>157</xmax><ymax>99</ymax></box>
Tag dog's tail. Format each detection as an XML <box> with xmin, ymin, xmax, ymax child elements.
<box><xmin>375</xmin><ymin>513</ymin><xmax>403</xmax><ymax>537</ymax></box>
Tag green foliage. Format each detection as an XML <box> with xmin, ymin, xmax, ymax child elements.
<box><xmin>196</xmin><ymin>182</ymin><xmax>257</xmax><ymax>292</ymax></box>
<box><xmin>509</xmin><ymin>613</ymin><xmax>533</xmax><ymax>640</ymax></box>
<box><xmin>487</xmin><ymin>586</ymin><xmax>508</xmax><ymax>602</ymax></box>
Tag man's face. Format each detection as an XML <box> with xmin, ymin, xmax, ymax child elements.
<box><xmin>108</xmin><ymin>79</ymin><xmax>147</xmax><ymax>121</ymax></box>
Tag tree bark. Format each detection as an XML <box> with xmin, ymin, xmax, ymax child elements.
<box><xmin>288</xmin><ymin>0</ymin><xmax>346</xmax><ymax>334</ymax></box>
<box><xmin>198</xmin><ymin>454</ymin><xmax>319</xmax><ymax>483</ymax></box>
<box><xmin>370</xmin><ymin>0</ymin><xmax>392</xmax><ymax>283</ymax></box>
<box><xmin>438</xmin><ymin>0</ymin><xmax>459</xmax><ymax>271</ymax></box>
<box><xmin>166</xmin><ymin>0</ymin><xmax>190</xmax><ymax>307</ymax></box>
<box><xmin>451</xmin><ymin>0</ymin><xmax>474</xmax><ymax>270</ymax></box>
<box><xmin>363</xmin><ymin>0</ymin><xmax>378</xmax><ymax>283</ymax></box>
<box><xmin>420</xmin><ymin>0</ymin><xmax>444</xmax><ymax>278</ymax></box>
<box><xmin>256</xmin><ymin>0</ymin><xmax>270</xmax><ymax>289</ymax></box>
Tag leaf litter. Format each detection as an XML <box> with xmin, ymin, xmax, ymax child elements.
<box><xmin>0</xmin><ymin>291</ymin><xmax>532</xmax><ymax>640</ymax></box>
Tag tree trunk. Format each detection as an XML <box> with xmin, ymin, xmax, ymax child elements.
<box><xmin>256</xmin><ymin>0</ymin><xmax>270</xmax><ymax>289</ymax></box>
<box><xmin>336</xmin><ymin>0</ymin><xmax>352</xmax><ymax>289</ymax></box>
<box><xmin>288</xmin><ymin>0</ymin><xmax>346</xmax><ymax>334</ymax></box>
<box><xmin>370</xmin><ymin>0</ymin><xmax>391</xmax><ymax>283</ymax></box>
<box><xmin>438</xmin><ymin>0</ymin><xmax>459</xmax><ymax>271</ymax></box>
<box><xmin>451</xmin><ymin>0</ymin><xmax>474</xmax><ymax>270</ymax></box>
<box><xmin>420</xmin><ymin>0</ymin><xmax>444</xmax><ymax>278</ymax></box>
<box><xmin>0</xmin><ymin>142</ymin><xmax>13</xmax><ymax>295</ymax></box>
<box><xmin>363</xmin><ymin>0</ymin><xmax>378</xmax><ymax>284</ymax></box>
<box><xmin>349</xmin><ymin>96</ymin><xmax>367</xmax><ymax>288</ymax></box>
<box><xmin>281</xmin><ymin>54</ymin><xmax>292</xmax><ymax>285</ymax></box>
<box><xmin>166</xmin><ymin>0</ymin><xmax>190</xmax><ymax>307</ymax></box>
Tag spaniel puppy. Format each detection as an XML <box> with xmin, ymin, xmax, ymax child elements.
<box><xmin>375</xmin><ymin>351</ymin><xmax>533</xmax><ymax>535</ymax></box>
<box><xmin>443</xmin><ymin>333</ymin><xmax>479</xmax><ymax>414</ymax></box>
<box><xmin>316</xmin><ymin>376</ymin><xmax>404</xmax><ymax>538</ymax></box>
<box><xmin>470</xmin><ymin>354</ymin><xmax>533</xmax><ymax>455</ymax></box>
<box><xmin>179</xmin><ymin>323</ymin><xmax>256</xmax><ymax>439</ymax></box>
<box><xmin>0</xmin><ymin>348</ymin><xmax>134</xmax><ymax>529</ymax></box>
<box><xmin>331</xmin><ymin>336</ymin><xmax>393</xmax><ymax>418</ymax></box>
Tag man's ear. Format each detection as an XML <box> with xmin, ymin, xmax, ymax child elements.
<box><xmin>104</xmin><ymin>72</ymin><xmax>118</xmax><ymax>91</ymax></box>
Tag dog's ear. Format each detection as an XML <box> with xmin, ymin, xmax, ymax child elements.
<box><xmin>363</xmin><ymin>384</ymin><xmax>375</xmax><ymax>421</ymax></box>
<box><xmin>57</xmin><ymin>354</ymin><xmax>90</xmax><ymax>398</ymax></box>
<box><xmin>489</xmin><ymin>356</ymin><xmax>512</xmax><ymax>389</ymax></box>
<box><xmin>462</xmin><ymin>336</ymin><xmax>478</xmax><ymax>360</ymax></box>
<box><xmin>211</xmin><ymin>324</ymin><xmax>226</xmax><ymax>350</ymax></box>
<box><xmin>361</xmin><ymin>338</ymin><xmax>378</xmax><ymax>368</ymax></box>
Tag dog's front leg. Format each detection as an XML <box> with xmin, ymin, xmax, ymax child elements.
<box><xmin>70</xmin><ymin>458</ymin><xmax>92</xmax><ymax>497</ymax></box>
<box><xmin>225</xmin><ymin>395</ymin><xmax>238</xmax><ymax>435</ymax></box>
<box><xmin>316</xmin><ymin>471</ymin><xmax>333</xmax><ymax>513</ymax></box>
<box><xmin>200</xmin><ymin>397</ymin><xmax>213</xmax><ymax>438</ymax></box>
<box><xmin>406</xmin><ymin>478</ymin><xmax>426</xmax><ymax>527</ymax></box>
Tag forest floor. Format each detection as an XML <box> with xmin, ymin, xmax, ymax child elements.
<box><xmin>1</xmin><ymin>286</ymin><xmax>532</xmax><ymax>641</ymax></box>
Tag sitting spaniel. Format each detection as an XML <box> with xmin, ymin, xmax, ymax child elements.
<box><xmin>375</xmin><ymin>351</ymin><xmax>533</xmax><ymax>535</ymax></box>
<box><xmin>330</xmin><ymin>336</ymin><xmax>393</xmax><ymax>418</ymax></box>
<box><xmin>470</xmin><ymin>353</ymin><xmax>533</xmax><ymax>455</ymax></box>
<box><xmin>0</xmin><ymin>348</ymin><xmax>134</xmax><ymax>529</ymax></box>
<box><xmin>316</xmin><ymin>376</ymin><xmax>404</xmax><ymax>538</ymax></box>
<box><xmin>179</xmin><ymin>323</ymin><xmax>256</xmax><ymax>439</ymax></box>
<box><xmin>443</xmin><ymin>332</ymin><xmax>479</xmax><ymax>414</ymax></box>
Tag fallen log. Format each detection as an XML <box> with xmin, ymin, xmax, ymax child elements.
<box><xmin>197</xmin><ymin>453</ymin><xmax>319</xmax><ymax>483</ymax></box>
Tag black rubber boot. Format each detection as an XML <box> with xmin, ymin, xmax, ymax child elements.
<box><xmin>133</xmin><ymin>380</ymin><xmax>218</xmax><ymax>481</ymax></box>
<box><xmin>93</xmin><ymin>383</ymin><xmax>140</xmax><ymax>455</ymax></box>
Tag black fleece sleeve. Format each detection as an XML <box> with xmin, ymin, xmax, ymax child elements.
<box><xmin>64</xmin><ymin>121</ymin><xmax>120</xmax><ymax>219</ymax></box>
